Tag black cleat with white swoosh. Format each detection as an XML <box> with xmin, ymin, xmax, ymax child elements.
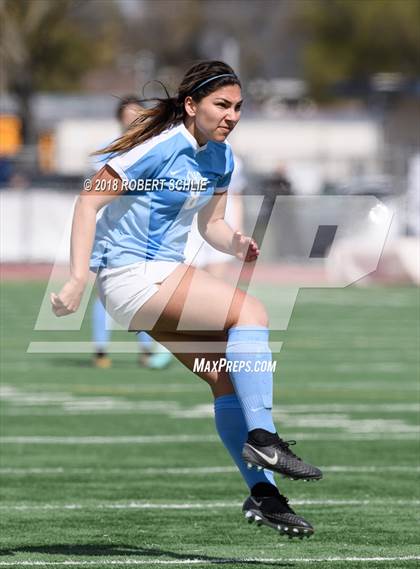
<box><xmin>242</xmin><ymin>430</ymin><xmax>323</xmax><ymax>481</ymax></box>
<box><xmin>243</xmin><ymin>489</ymin><xmax>314</xmax><ymax>538</ymax></box>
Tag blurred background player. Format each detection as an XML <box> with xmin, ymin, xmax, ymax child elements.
<box><xmin>90</xmin><ymin>95</ymin><xmax>172</xmax><ymax>369</ymax></box>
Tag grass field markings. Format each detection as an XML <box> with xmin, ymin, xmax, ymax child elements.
<box><xmin>1</xmin><ymin>432</ymin><xmax>419</xmax><ymax>443</ymax></box>
<box><xmin>299</xmin><ymin>383</ymin><xmax>417</xmax><ymax>391</ymax></box>
<box><xmin>0</xmin><ymin>465</ymin><xmax>419</xmax><ymax>476</ymax></box>
<box><xmin>279</xmin><ymin>404</ymin><xmax>420</xmax><ymax>412</ymax></box>
<box><xmin>1</xmin><ymin>557</ymin><xmax>420</xmax><ymax>566</ymax></box>
<box><xmin>0</xmin><ymin>467</ymin><xmax>68</xmax><ymax>474</ymax></box>
<box><xmin>26</xmin><ymin>341</ymin><xmax>284</xmax><ymax>354</ymax></box>
<box><xmin>1</xmin><ymin>499</ymin><xmax>419</xmax><ymax>511</ymax></box>
<box><xmin>0</xmin><ymin>385</ymin><xmax>181</xmax><ymax>413</ymax></box>
<box><xmin>2</xmin><ymin>408</ymin><xmax>418</xmax><ymax>436</ymax></box>
<box><xmin>3</xmin><ymin>385</ymin><xmax>419</xmax><ymax>413</ymax></box>
<box><xmin>0</xmin><ymin>556</ymin><xmax>420</xmax><ymax>566</ymax></box>
<box><xmin>2</xmin><ymin>388</ymin><xmax>420</xmax><ymax>439</ymax></box>
<box><xmin>335</xmin><ymin>363</ymin><xmax>408</xmax><ymax>373</ymax></box>
<box><xmin>170</xmin><ymin>402</ymin><xmax>420</xmax><ymax>417</ymax></box>
<box><xmin>5</xmin><ymin>382</ymin><xmax>419</xmax><ymax>395</ymax></box>
<box><xmin>0</xmin><ymin>435</ymin><xmax>220</xmax><ymax>444</ymax></box>
<box><xmin>0</xmin><ymin>382</ymin><xmax>198</xmax><ymax>394</ymax></box>
<box><xmin>2</xmin><ymin>385</ymin><xmax>419</xmax><ymax>426</ymax></box>
<box><xmin>170</xmin><ymin>406</ymin><xmax>419</xmax><ymax>435</ymax></box>
<box><xmin>169</xmin><ymin>403</ymin><xmax>420</xmax><ymax>434</ymax></box>
<box><xmin>273</xmin><ymin>417</ymin><xmax>419</xmax><ymax>434</ymax></box>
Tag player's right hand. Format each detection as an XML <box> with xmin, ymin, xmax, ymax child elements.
<box><xmin>51</xmin><ymin>278</ymin><xmax>85</xmax><ymax>317</ymax></box>
<box><xmin>232</xmin><ymin>231</ymin><xmax>260</xmax><ymax>262</ymax></box>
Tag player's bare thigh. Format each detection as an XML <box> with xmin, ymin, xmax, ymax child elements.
<box><xmin>128</xmin><ymin>263</ymin><xmax>268</xmax><ymax>334</ymax></box>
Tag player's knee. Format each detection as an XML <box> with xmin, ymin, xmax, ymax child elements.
<box><xmin>234</xmin><ymin>295</ymin><xmax>269</xmax><ymax>328</ymax></box>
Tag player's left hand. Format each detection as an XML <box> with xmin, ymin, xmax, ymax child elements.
<box><xmin>232</xmin><ymin>231</ymin><xmax>260</xmax><ymax>262</ymax></box>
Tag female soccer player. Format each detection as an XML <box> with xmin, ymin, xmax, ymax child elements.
<box><xmin>51</xmin><ymin>60</ymin><xmax>321</xmax><ymax>539</ymax></box>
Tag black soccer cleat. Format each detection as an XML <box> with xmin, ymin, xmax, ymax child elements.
<box><xmin>242</xmin><ymin>431</ymin><xmax>323</xmax><ymax>481</ymax></box>
<box><xmin>243</xmin><ymin>492</ymin><xmax>314</xmax><ymax>539</ymax></box>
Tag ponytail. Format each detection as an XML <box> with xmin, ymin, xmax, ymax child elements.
<box><xmin>95</xmin><ymin>95</ymin><xmax>183</xmax><ymax>156</ymax></box>
<box><xmin>95</xmin><ymin>60</ymin><xmax>240</xmax><ymax>156</ymax></box>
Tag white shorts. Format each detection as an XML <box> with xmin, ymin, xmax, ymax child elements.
<box><xmin>96</xmin><ymin>260</ymin><xmax>181</xmax><ymax>330</ymax></box>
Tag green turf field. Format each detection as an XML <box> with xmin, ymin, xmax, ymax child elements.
<box><xmin>0</xmin><ymin>282</ymin><xmax>419</xmax><ymax>568</ymax></box>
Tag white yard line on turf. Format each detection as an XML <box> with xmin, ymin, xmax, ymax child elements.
<box><xmin>27</xmin><ymin>341</ymin><xmax>284</xmax><ymax>354</ymax></box>
<box><xmin>3</xmin><ymin>406</ymin><xmax>419</xmax><ymax>418</ymax></box>
<box><xmin>278</xmin><ymin>404</ymin><xmax>420</xmax><ymax>412</ymax></box>
<box><xmin>1</xmin><ymin>499</ymin><xmax>419</xmax><ymax>511</ymax></box>
<box><xmin>0</xmin><ymin>556</ymin><xmax>420</xmax><ymax>565</ymax></box>
<box><xmin>2</xmin><ymin>387</ymin><xmax>419</xmax><ymax>414</ymax></box>
<box><xmin>5</xmin><ymin>381</ymin><xmax>418</xmax><ymax>392</ymax></box>
<box><xmin>0</xmin><ymin>435</ymin><xmax>219</xmax><ymax>444</ymax></box>
<box><xmin>1</xmin><ymin>433</ymin><xmax>419</xmax><ymax>443</ymax></box>
<box><xmin>0</xmin><ymin>465</ymin><xmax>419</xmax><ymax>476</ymax></box>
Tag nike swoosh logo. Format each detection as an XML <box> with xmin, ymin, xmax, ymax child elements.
<box><xmin>252</xmin><ymin>498</ymin><xmax>263</xmax><ymax>507</ymax></box>
<box><xmin>249</xmin><ymin>445</ymin><xmax>278</xmax><ymax>466</ymax></box>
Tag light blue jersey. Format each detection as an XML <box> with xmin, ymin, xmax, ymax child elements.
<box><xmin>90</xmin><ymin>123</ymin><xmax>234</xmax><ymax>271</ymax></box>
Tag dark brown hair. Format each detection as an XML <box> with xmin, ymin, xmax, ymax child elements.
<box><xmin>95</xmin><ymin>60</ymin><xmax>241</xmax><ymax>156</ymax></box>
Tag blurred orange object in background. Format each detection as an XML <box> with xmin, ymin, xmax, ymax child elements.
<box><xmin>0</xmin><ymin>115</ymin><xmax>21</xmax><ymax>156</ymax></box>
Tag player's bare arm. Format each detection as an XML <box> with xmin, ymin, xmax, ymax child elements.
<box><xmin>197</xmin><ymin>192</ymin><xmax>259</xmax><ymax>262</ymax></box>
<box><xmin>50</xmin><ymin>166</ymin><xmax>123</xmax><ymax>317</ymax></box>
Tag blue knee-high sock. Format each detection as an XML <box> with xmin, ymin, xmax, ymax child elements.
<box><xmin>214</xmin><ymin>394</ymin><xmax>276</xmax><ymax>490</ymax></box>
<box><xmin>226</xmin><ymin>326</ymin><xmax>276</xmax><ymax>433</ymax></box>
<box><xmin>92</xmin><ymin>297</ymin><xmax>110</xmax><ymax>350</ymax></box>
